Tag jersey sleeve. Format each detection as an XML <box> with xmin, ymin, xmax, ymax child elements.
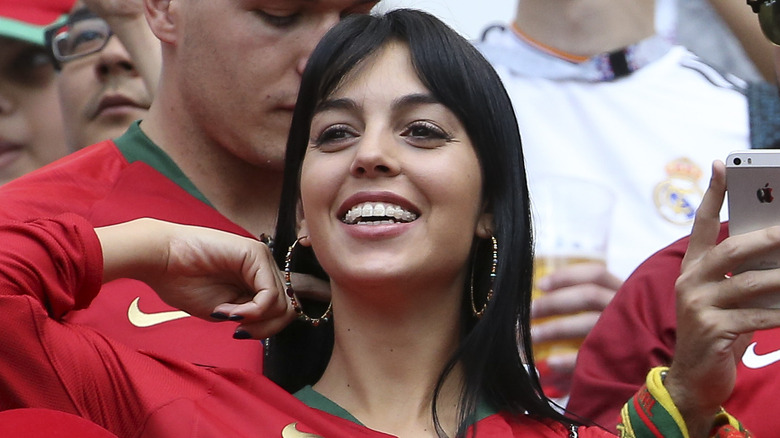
<box><xmin>0</xmin><ymin>213</ymin><xmax>104</xmax><ymax>314</ymax></box>
<box><xmin>0</xmin><ymin>214</ymin><xmax>105</xmax><ymax>411</ymax></box>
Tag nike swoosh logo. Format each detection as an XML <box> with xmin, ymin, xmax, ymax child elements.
<box><xmin>281</xmin><ymin>423</ymin><xmax>323</xmax><ymax>438</ymax></box>
<box><xmin>127</xmin><ymin>297</ymin><xmax>190</xmax><ymax>328</ymax></box>
<box><xmin>742</xmin><ymin>342</ymin><xmax>780</xmax><ymax>369</ymax></box>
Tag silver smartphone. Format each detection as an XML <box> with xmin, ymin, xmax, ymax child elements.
<box><xmin>727</xmin><ymin>150</ymin><xmax>780</xmax><ymax>307</ymax></box>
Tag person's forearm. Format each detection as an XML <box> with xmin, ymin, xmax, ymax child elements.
<box><xmin>95</xmin><ymin>218</ymin><xmax>168</xmax><ymax>285</ymax></box>
<box><xmin>708</xmin><ymin>0</ymin><xmax>775</xmax><ymax>82</ymax></box>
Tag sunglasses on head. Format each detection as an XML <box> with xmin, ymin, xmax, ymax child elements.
<box><xmin>748</xmin><ymin>0</ymin><xmax>780</xmax><ymax>45</ymax></box>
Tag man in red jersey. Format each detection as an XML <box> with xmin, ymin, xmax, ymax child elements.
<box><xmin>568</xmin><ymin>2</ymin><xmax>780</xmax><ymax>435</ymax></box>
<box><xmin>0</xmin><ymin>0</ymin><xmax>378</xmax><ymax>381</ymax></box>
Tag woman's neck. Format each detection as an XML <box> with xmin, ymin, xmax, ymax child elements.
<box><xmin>313</xmin><ymin>281</ymin><xmax>466</xmax><ymax>436</ymax></box>
<box><xmin>514</xmin><ymin>0</ymin><xmax>655</xmax><ymax>57</ymax></box>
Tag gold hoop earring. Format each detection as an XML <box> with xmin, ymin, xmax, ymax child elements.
<box><xmin>470</xmin><ymin>235</ymin><xmax>498</xmax><ymax>319</ymax></box>
<box><xmin>284</xmin><ymin>236</ymin><xmax>333</xmax><ymax>326</ymax></box>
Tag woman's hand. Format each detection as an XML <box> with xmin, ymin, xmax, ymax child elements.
<box><xmin>664</xmin><ymin>161</ymin><xmax>780</xmax><ymax>437</ymax></box>
<box><xmin>96</xmin><ymin>219</ymin><xmax>298</xmax><ymax>339</ymax></box>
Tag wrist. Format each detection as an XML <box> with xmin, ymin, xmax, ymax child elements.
<box><xmin>96</xmin><ymin>218</ymin><xmax>169</xmax><ymax>284</ymax></box>
<box><xmin>660</xmin><ymin>368</ymin><xmax>719</xmax><ymax>438</ymax></box>
<box><xmin>635</xmin><ymin>367</ymin><xmax>747</xmax><ymax>438</ymax></box>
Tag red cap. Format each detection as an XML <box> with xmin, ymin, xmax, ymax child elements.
<box><xmin>0</xmin><ymin>0</ymin><xmax>76</xmax><ymax>45</ymax></box>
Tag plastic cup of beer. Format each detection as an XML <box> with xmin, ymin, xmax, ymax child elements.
<box><xmin>530</xmin><ymin>176</ymin><xmax>615</xmax><ymax>394</ymax></box>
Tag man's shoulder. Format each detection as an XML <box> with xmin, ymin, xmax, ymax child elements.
<box><xmin>0</xmin><ymin>140</ymin><xmax>130</xmax><ymax>221</ymax></box>
<box><xmin>4</xmin><ymin>140</ymin><xmax>127</xmax><ymax>188</ymax></box>
<box><xmin>636</xmin><ymin>222</ymin><xmax>728</xmax><ymax>270</ymax></box>
<box><xmin>618</xmin><ymin>222</ymin><xmax>729</xmax><ymax>301</ymax></box>
<box><xmin>668</xmin><ymin>46</ymin><xmax>747</xmax><ymax>91</ymax></box>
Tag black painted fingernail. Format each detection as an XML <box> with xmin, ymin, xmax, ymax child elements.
<box><xmin>233</xmin><ymin>329</ymin><xmax>252</xmax><ymax>340</ymax></box>
<box><xmin>228</xmin><ymin>314</ymin><xmax>244</xmax><ymax>321</ymax></box>
<box><xmin>210</xmin><ymin>312</ymin><xmax>229</xmax><ymax>320</ymax></box>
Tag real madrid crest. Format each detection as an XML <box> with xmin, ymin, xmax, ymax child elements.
<box><xmin>653</xmin><ymin>157</ymin><xmax>703</xmax><ymax>225</ymax></box>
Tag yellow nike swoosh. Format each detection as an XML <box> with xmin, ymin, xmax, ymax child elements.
<box><xmin>281</xmin><ymin>423</ymin><xmax>323</xmax><ymax>438</ymax></box>
<box><xmin>127</xmin><ymin>297</ymin><xmax>190</xmax><ymax>328</ymax></box>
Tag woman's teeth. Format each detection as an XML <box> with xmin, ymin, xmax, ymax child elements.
<box><xmin>342</xmin><ymin>202</ymin><xmax>418</xmax><ymax>225</ymax></box>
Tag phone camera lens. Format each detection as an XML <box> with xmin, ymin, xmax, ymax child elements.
<box><xmin>733</xmin><ymin>157</ymin><xmax>742</xmax><ymax>166</ymax></box>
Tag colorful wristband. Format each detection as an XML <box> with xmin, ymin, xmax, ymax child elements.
<box><xmin>618</xmin><ymin>367</ymin><xmax>751</xmax><ymax>438</ymax></box>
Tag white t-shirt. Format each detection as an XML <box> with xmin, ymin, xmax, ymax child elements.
<box><xmin>476</xmin><ymin>27</ymin><xmax>750</xmax><ymax>278</ymax></box>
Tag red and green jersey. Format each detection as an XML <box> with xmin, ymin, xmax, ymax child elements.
<box><xmin>0</xmin><ymin>122</ymin><xmax>263</xmax><ymax>371</ymax></box>
<box><xmin>0</xmin><ymin>214</ymin><xmax>615</xmax><ymax>437</ymax></box>
<box><xmin>570</xmin><ymin>223</ymin><xmax>775</xmax><ymax>437</ymax></box>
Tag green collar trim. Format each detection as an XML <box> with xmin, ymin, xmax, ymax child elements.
<box><xmin>115</xmin><ymin>121</ymin><xmax>212</xmax><ymax>207</ymax></box>
<box><xmin>472</xmin><ymin>399</ymin><xmax>495</xmax><ymax>423</ymax></box>
<box><xmin>294</xmin><ymin>386</ymin><xmax>364</xmax><ymax>426</ymax></box>
<box><xmin>293</xmin><ymin>385</ymin><xmax>496</xmax><ymax>427</ymax></box>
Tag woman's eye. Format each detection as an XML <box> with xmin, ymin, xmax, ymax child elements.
<box><xmin>401</xmin><ymin>121</ymin><xmax>452</xmax><ymax>147</ymax></box>
<box><xmin>255</xmin><ymin>10</ymin><xmax>300</xmax><ymax>27</ymax></box>
<box><xmin>313</xmin><ymin>125</ymin><xmax>358</xmax><ymax>149</ymax></box>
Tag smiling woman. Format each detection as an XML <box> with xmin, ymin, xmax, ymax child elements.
<box><xmin>0</xmin><ymin>7</ymin><xmax>759</xmax><ymax>438</ymax></box>
<box><xmin>265</xmin><ymin>10</ymin><xmax>575</xmax><ymax>436</ymax></box>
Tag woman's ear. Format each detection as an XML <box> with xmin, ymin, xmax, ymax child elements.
<box><xmin>296</xmin><ymin>201</ymin><xmax>312</xmax><ymax>247</ymax></box>
<box><xmin>295</xmin><ymin>232</ymin><xmax>312</xmax><ymax>248</ymax></box>
<box><xmin>145</xmin><ymin>0</ymin><xmax>178</xmax><ymax>45</ymax></box>
<box><xmin>475</xmin><ymin>212</ymin><xmax>494</xmax><ymax>239</ymax></box>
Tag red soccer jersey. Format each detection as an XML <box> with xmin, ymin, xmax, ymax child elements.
<box><xmin>568</xmin><ymin>222</ymin><xmax>780</xmax><ymax>437</ymax></box>
<box><xmin>0</xmin><ymin>123</ymin><xmax>264</xmax><ymax>371</ymax></box>
<box><xmin>0</xmin><ymin>214</ymin><xmax>614</xmax><ymax>437</ymax></box>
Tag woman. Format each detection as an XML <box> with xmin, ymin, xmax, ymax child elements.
<box><xmin>265</xmin><ymin>9</ymin><xmax>581</xmax><ymax>436</ymax></box>
<box><xmin>0</xmin><ymin>9</ymin><xmax>757</xmax><ymax>438</ymax></box>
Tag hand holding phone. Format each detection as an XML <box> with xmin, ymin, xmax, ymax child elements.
<box><xmin>727</xmin><ymin>150</ymin><xmax>780</xmax><ymax>307</ymax></box>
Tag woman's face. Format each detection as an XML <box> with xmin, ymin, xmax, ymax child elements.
<box><xmin>0</xmin><ymin>37</ymin><xmax>68</xmax><ymax>185</ymax></box>
<box><xmin>299</xmin><ymin>42</ymin><xmax>491</xmax><ymax>295</ymax></box>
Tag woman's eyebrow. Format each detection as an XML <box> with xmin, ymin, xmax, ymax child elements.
<box><xmin>388</xmin><ymin>93</ymin><xmax>441</xmax><ymax>115</ymax></box>
<box><xmin>314</xmin><ymin>93</ymin><xmax>440</xmax><ymax>116</ymax></box>
<box><xmin>314</xmin><ymin>97</ymin><xmax>358</xmax><ymax>115</ymax></box>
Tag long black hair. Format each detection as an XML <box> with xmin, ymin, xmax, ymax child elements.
<box><xmin>267</xmin><ymin>8</ymin><xmax>577</xmax><ymax>436</ymax></box>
